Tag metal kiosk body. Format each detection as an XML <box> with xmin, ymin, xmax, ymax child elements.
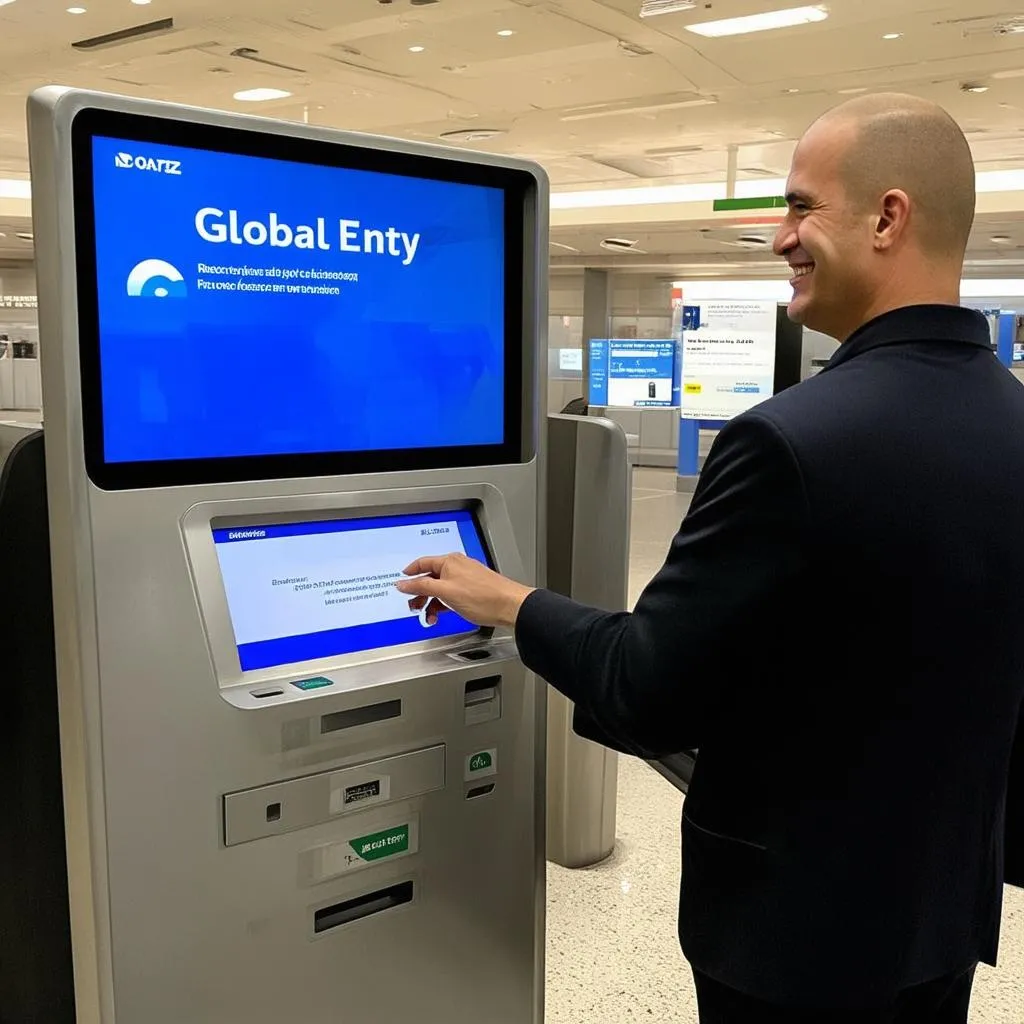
<box><xmin>27</xmin><ymin>88</ymin><xmax>547</xmax><ymax>1024</ymax></box>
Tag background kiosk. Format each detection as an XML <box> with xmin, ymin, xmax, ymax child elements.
<box><xmin>21</xmin><ymin>88</ymin><xmax>547</xmax><ymax>1024</ymax></box>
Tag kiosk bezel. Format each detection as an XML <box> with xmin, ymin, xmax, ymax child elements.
<box><xmin>70</xmin><ymin>107</ymin><xmax>536</xmax><ymax>490</ymax></box>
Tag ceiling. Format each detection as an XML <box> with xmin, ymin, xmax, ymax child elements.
<box><xmin>1</xmin><ymin>0</ymin><xmax>1024</xmax><ymax>270</ymax></box>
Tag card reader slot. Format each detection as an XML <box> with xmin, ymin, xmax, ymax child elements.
<box><xmin>314</xmin><ymin>881</ymin><xmax>414</xmax><ymax>934</ymax></box>
<box><xmin>463</xmin><ymin>676</ymin><xmax>501</xmax><ymax>706</ymax></box>
<box><xmin>321</xmin><ymin>699</ymin><xmax>402</xmax><ymax>735</ymax></box>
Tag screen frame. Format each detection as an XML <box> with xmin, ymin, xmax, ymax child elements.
<box><xmin>211</xmin><ymin>506</ymin><xmax>494</xmax><ymax>674</ymax></box>
<box><xmin>71</xmin><ymin>107</ymin><xmax>535</xmax><ymax>490</ymax></box>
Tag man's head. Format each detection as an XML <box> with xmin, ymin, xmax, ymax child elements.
<box><xmin>773</xmin><ymin>93</ymin><xmax>975</xmax><ymax>341</ymax></box>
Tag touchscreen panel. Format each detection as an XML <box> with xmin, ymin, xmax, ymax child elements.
<box><xmin>213</xmin><ymin>509</ymin><xmax>490</xmax><ymax>672</ymax></box>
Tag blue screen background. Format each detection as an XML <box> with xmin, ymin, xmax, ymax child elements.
<box><xmin>90</xmin><ymin>136</ymin><xmax>506</xmax><ymax>463</ymax></box>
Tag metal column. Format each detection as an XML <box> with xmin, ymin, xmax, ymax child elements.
<box><xmin>544</xmin><ymin>413</ymin><xmax>630</xmax><ymax>867</ymax></box>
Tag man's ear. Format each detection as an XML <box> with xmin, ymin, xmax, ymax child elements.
<box><xmin>874</xmin><ymin>189</ymin><xmax>911</xmax><ymax>252</ymax></box>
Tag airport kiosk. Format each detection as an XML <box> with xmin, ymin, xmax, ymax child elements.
<box><xmin>22</xmin><ymin>87</ymin><xmax>547</xmax><ymax>1024</ymax></box>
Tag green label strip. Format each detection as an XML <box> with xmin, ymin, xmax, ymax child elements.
<box><xmin>350</xmin><ymin>824</ymin><xmax>410</xmax><ymax>862</ymax></box>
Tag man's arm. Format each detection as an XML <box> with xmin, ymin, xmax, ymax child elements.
<box><xmin>514</xmin><ymin>411</ymin><xmax>810</xmax><ymax>756</ymax></box>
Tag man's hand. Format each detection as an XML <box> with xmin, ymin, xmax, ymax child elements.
<box><xmin>396</xmin><ymin>553</ymin><xmax>534</xmax><ymax>629</ymax></box>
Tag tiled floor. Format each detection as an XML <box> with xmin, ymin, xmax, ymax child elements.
<box><xmin>545</xmin><ymin>467</ymin><xmax>1024</xmax><ymax>1023</ymax></box>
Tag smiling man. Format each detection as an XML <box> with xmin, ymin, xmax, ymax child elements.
<box><xmin>399</xmin><ymin>94</ymin><xmax>1024</xmax><ymax>1023</ymax></box>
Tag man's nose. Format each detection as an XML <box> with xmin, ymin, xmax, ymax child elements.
<box><xmin>773</xmin><ymin>220</ymin><xmax>797</xmax><ymax>257</ymax></box>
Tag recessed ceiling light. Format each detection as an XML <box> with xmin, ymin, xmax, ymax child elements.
<box><xmin>882</xmin><ymin>32</ymin><xmax>902</xmax><ymax>40</ymax></box>
<box><xmin>408</xmin><ymin>45</ymin><xmax>426</xmax><ymax>53</ymax></box>
<box><xmin>685</xmin><ymin>5</ymin><xmax>827</xmax><ymax>38</ymax></box>
<box><xmin>497</xmin><ymin>29</ymin><xmax>515</xmax><ymax>36</ymax></box>
<box><xmin>0</xmin><ymin>0</ymin><xmax>17</xmax><ymax>8</ymax></box>
<box><xmin>66</xmin><ymin>6</ymin><xmax>87</xmax><ymax>12</ymax></box>
<box><xmin>131</xmin><ymin>0</ymin><xmax>152</xmax><ymax>4</ymax></box>
<box><xmin>15</xmin><ymin>232</ymin><xmax>33</xmax><ymax>241</ymax></box>
<box><xmin>784</xmin><ymin>88</ymin><xmax>800</xmax><ymax>94</ymax></box>
<box><xmin>962</xmin><ymin>83</ymin><xmax>989</xmax><ymax>94</ymax></box>
<box><xmin>0</xmin><ymin>232</ymin><xmax>6</xmax><ymax>238</ymax></box>
<box><xmin>990</xmin><ymin>235</ymin><xmax>1013</xmax><ymax>245</ymax></box>
<box><xmin>233</xmin><ymin>88</ymin><xmax>292</xmax><ymax>102</ymax></box>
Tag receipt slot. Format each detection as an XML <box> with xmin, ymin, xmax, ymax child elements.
<box><xmin>27</xmin><ymin>88</ymin><xmax>547</xmax><ymax>1024</ymax></box>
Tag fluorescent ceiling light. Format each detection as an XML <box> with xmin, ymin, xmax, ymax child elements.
<box><xmin>66</xmin><ymin>6</ymin><xmax>86</xmax><ymax>12</ymax></box>
<box><xmin>639</xmin><ymin>0</ymin><xmax>698</xmax><ymax>16</ymax></box>
<box><xmin>561</xmin><ymin>97</ymin><xmax>715</xmax><ymax>122</ymax></box>
<box><xmin>882</xmin><ymin>32</ymin><xmax>902</xmax><ymax>40</ymax></box>
<box><xmin>496</xmin><ymin>29</ymin><xmax>515</xmax><ymax>36</ymax></box>
<box><xmin>686</xmin><ymin>5</ymin><xmax>828</xmax><ymax>38</ymax></box>
<box><xmin>0</xmin><ymin>178</ymin><xmax>31</xmax><ymax>199</ymax></box>
<box><xmin>977</xmin><ymin>170</ymin><xmax>1024</xmax><ymax>192</ymax></box>
<box><xmin>408</xmin><ymin>45</ymin><xmax>426</xmax><ymax>53</ymax></box>
<box><xmin>674</xmin><ymin>278</ymin><xmax>1024</xmax><ymax>300</ymax></box>
<box><xmin>233</xmin><ymin>88</ymin><xmax>292</xmax><ymax>102</ymax></box>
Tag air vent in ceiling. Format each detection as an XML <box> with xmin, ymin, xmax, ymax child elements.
<box><xmin>618</xmin><ymin>40</ymin><xmax>654</xmax><ymax>56</ymax></box>
<box><xmin>72</xmin><ymin>17</ymin><xmax>173</xmax><ymax>50</ymax></box>
<box><xmin>600</xmin><ymin>237</ymin><xmax>648</xmax><ymax>254</ymax></box>
<box><xmin>439</xmin><ymin>128</ymin><xmax>506</xmax><ymax>142</ymax></box>
<box><xmin>639</xmin><ymin>0</ymin><xmax>698</xmax><ymax>17</ymax></box>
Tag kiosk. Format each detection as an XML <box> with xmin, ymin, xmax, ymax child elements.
<box><xmin>23</xmin><ymin>87</ymin><xmax>547</xmax><ymax>1024</ymax></box>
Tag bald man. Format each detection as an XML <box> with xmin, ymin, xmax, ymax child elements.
<box><xmin>399</xmin><ymin>95</ymin><xmax>1024</xmax><ymax>1022</ymax></box>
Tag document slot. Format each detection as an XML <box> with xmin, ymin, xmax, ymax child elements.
<box><xmin>321</xmin><ymin>699</ymin><xmax>402</xmax><ymax>735</ymax></box>
<box><xmin>464</xmin><ymin>675</ymin><xmax>502</xmax><ymax>726</ymax></box>
<box><xmin>313</xmin><ymin>880</ymin><xmax>414</xmax><ymax>934</ymax></box>
<box><xmin>223</xmin><ymin>743</ymin><xmax>445</xmax><ymax>846</ymax></box>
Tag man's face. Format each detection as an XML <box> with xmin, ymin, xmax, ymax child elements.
<box><xmin>773</xmin><ymin>121</ymin><xmax>878</xmax><ymax>340</ymax></box>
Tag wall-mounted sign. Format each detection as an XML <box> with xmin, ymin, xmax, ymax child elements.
<box><xmin>680</xmin><ymin>300</ymin><xmax>777</xmax><ymax>420</ymax></box>
<box><xmin>0</xmin><ymin>295</ymin><xmax>38</xmax><ymax>310</ymax></box>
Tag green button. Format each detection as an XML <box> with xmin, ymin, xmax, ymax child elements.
<box><xmin>292</xmin><ymin>676</ymin><xmax>333</xmax><ymax>691</ymax></box>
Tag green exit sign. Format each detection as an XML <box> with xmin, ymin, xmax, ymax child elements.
<box><xmin>712</xmin><ymin>196</ymin><xmax>787</xmax><ymax>212</ymax></box>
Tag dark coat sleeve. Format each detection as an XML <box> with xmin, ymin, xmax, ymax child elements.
<box><xmin>515</xmin><ymin>411</ymin><xmax>810</xmax><ymax>757</ymax></box>
<box><xmin>1007</xmin><ymin>705</ymin><xmax>1024</xmax><ymax>888</ymax></box>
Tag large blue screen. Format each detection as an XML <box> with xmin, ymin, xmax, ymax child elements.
<box><xmin>90</xmin><ymin>135</ymin><xmax>506</xmax><ymax>463</ymax></box>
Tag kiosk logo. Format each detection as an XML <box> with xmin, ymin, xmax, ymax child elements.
<box><xmin>115</xmin><ymin>151</ymin><xmax>183</xmax><ymax>175</ymax></box>
<box><xmin>126</xmin><ymin>259</ymin><xmax>187</xmax><ymax>299</ymax></box>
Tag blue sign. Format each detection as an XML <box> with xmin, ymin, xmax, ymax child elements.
<box><xmin>90</xmin><ymin>134</ymin><xmax>507</xmax><ymax>464</ymax></box>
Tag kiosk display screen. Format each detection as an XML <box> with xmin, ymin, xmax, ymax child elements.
<box><xmin>72</xmin><ymin>109</ymin><xmax>532</xmax><ymax>488</ymax></box>
<box><xmin>213</xmin><ymin>508</ymin><xmax>490</xmax><ymax>671</ymax></box>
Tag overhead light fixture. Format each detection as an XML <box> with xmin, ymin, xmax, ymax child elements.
<box><xmin>962</xmin><ymin>83</ymin><xmax>989</xmax><ymax>94</ymax></box>
<box><xmin>991</xmin><ymin>235</ymin><xmax>1013</xmax><ymax>245</ymax></box>
<box><xmin>882</xmin><ymin>32</ymin><xmax>902</xmax><ymax>40</ymax></box>
<box><xmin>551</xmin><ymin>241</ymin><xmax>581</xmax><ymax>253</ymax></box>
<box><xmin>408</xmin><ymin>45</ymin><xmax>426</xmax><ymax>53</ymax></box>
<box><xmin>0</xmin><ymin>232</ymin><xmax>6</xmax><ymax>238</ymax></box>
<box><xmin>131</xmin><ymin>0</ymin><xmax>152</xmax><ymax>5</ymax></box>
<box><xmin>784</xmin><ymin>87</ymin><xmax>800</xmax><ymax>94</ymax></box>
<box><xmin>496</xmin><ymin>29</ymin><xmax>515</xmax><ymax>37</ymax></box>
<box><xmin>67</xmin><ymin>6</ymin><xmax>87</xmax><ymax>12</ymax></box>
<box><xmin>15</xmin><ymin>232</ymin><xmax>33</xmax><ymax>241</ymax></box>
<box><xmin>639</xmin><ymin>0</ymin><xmax>698</xmax><ymax>16</ymax></box>
<box><xmin>0</xmin><ymin>0</ymin><xmax>17</xmax><ymax>7</ymax></box>
<box><xmin>0</xmin><ymin>179</ymin><xmax>31</xmax><ymax>199</ymax></box>
<box><xmin>233</xmin><ymin>88</ymin><xmax>292</xmax><ymax>102</ymax></box>
<box><xmin>838</xmin><ymin>86</ymin><xmax>869</xmax><ymax>94</ymax></box>
<box><xmin>685</xmin><ymin>5</ymin><xmax>828</xmax><ymax>38</ymax></box>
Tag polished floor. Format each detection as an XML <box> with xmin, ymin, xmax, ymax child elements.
<box><xmin>545</xmin><ymin>467</ymin><xmax>1024</xmax><ymax>1023</ymax></box>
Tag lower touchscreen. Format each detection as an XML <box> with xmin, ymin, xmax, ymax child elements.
<box><xmin>213</xmin><ymin>509</ymin><xmax>490</xmax><ymax>672</ymax></box>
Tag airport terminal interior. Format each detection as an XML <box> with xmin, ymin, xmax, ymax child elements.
<box><xmin>2</xmin><ymin>0</ymin><xmax>1024</xmax><ymax>1021</ymax></box>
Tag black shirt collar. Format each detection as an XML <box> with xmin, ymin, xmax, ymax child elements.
<box><xmin>825</xmin><ymin>305</ymin><xmax>991</xmax><ymax>372</ymax></box>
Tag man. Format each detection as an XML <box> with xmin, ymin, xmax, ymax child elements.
<box><xmin>398</xmin><ymin>94</ymin><xmax>1024</xmax><ymax>1022</ymax></box>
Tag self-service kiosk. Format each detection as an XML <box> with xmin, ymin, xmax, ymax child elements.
<box><xmin>21</xmin><ymin>87</ymin><xmax>547</xmax><ymax>1024</ymax></box>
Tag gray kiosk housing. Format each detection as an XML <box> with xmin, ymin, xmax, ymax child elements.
<box><xmin>27</xmin><ymin>88</ymin><xmax>547</xmax><ymax>1024</ymax></box>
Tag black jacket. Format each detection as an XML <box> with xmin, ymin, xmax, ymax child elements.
<box><xmin>517</xmin><ymin>305</ymin><xmax>1024</xmax><ymax>1008</ymax></box>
